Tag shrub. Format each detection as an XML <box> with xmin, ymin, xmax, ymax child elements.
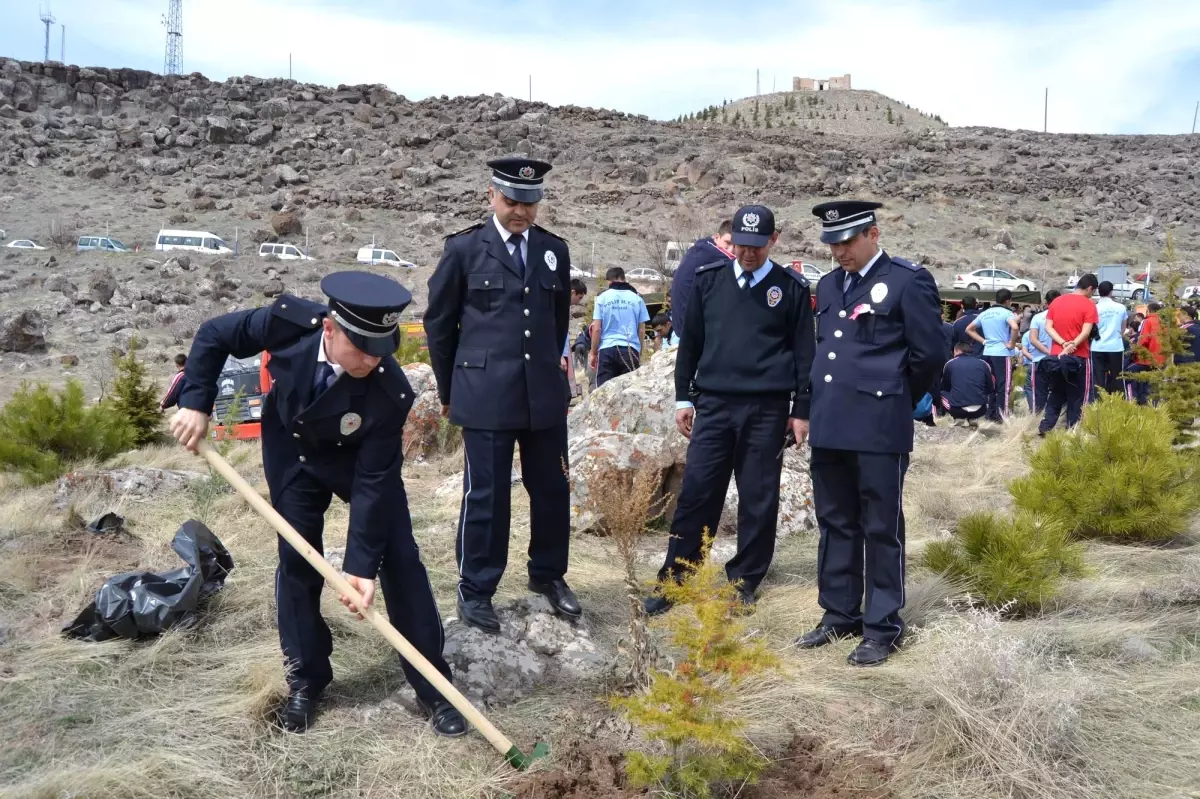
<box><xmin>109</xmin><ymin>337</ymin><xmax>163</xmax><ymax>446</ymax></box>
<box><xmin>921</xmin><ymin>511</ymin><xmax>1084</xmax><ymax>613</ymax></box>
<box><xmin>613</xmin><ymin>531</ymin><xmax>778</xmax><ymax>798</ymax></box>
<box><xmin>1125</xmin><ymin>272</ymin><xmax>1200</xmax><ymax>445</ymax></box>
<box><xmin>1009</xmin><ymin>393</ymin><xmax>1199</xmax><ymax>541</ymax></box>
<box><xmin>0</xmin><ymin>381</ymin><xmax>134</xmax><ymax>484</ymax></box>
<box><xmin>394</xmin><ymin>328</ymin><xmax>430</xmax><ymax>366</ymax></box>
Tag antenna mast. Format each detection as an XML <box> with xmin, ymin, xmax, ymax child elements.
<box><xmin>163</xmin><ymin>0</ymin><xmax>183</xmax><ymax>75</ymax></box>
<box><xmin>39</xmin><ymin>5</ymin><xmax>56</xmax><ymax>63</ymax></box>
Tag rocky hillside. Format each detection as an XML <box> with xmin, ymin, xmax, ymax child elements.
<box><xmin>681</xmin><ymin>89</ymin><xmax>948</xmax><ymax>137</ymax></box>
<box><xmin>0</xmin><ymin>58</ymin><xmax>1197</xmax><ymax>399</ymax></box>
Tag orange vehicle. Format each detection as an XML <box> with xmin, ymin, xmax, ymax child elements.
<box><xmin>211</xmin><ymin>351</ymin><xmax>273</xmax><ymax>441</ymax></box>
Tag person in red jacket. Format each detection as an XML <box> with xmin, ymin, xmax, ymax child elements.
<box><xmin>1128</xmin><ymin>303</ymin><xmax>1165</xmax><ymax>404</ymax></box>
<box><xmin>159</xmin><ymin>354</ymin><xmax>187</xmax><ymax>410</ymax></box>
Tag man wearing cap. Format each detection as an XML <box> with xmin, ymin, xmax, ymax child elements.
<box><xmin>795</xmin><ymin>201</ymin><xmax>944</xmax><ymax>667</ymax></box>
<box><xmin>643</xmin><ymin>205</ymin><xmax>814</xmax><ymax>615</ymax></box>
<box><xmin>424</xmin><ymin>157</ymin><xmax>580</xmax><ymax>635</ymax></box>
<box><xmin>168</xmin><ymin>272</ymin><xmax>466</xmax><ymax>737</ymax></box>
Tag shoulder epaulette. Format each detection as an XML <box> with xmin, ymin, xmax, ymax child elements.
<box><xmin>269</xmin><ymin>294</ymin><xmax>325</xmax><ymax>330</ymax></box>
<box><xmin>891</xmin><ymin>256</ymin><xmax>921</xmax><ymax>272</ymax></box>
<box><xmin>532</xmin><ymin>224</ymin><xmax>567</xmax><ymax>243</ymax></box>
<box><xmin>782</xmin><ymin>268</ymin><xmax>810</xmax><ymax>288</ymax></box>
<box><xmin>444</xmin><ymin>222</ymin><xmax>484</xmax><ymax>239</ymax></box>
<box><xmin>695</xmin><ymin>259</ymin><xmax>730</xmax><ymax>275</ymax></box>
<box><xmin>376</xmin><ymin>357</ymin><xmax>413</xmax><ymax>410</ymax></box>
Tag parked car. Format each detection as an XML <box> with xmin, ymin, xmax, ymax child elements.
<box><xmin>1067</xmin><ymin>265</ymin><xmax>1151</xmax><ymax>301</ymax></box>
<box><xmin>1181</xmin><ymin>285</ymin><xmax>1200</xmax><ymax>300</ymax></box>
<box><xmin>356</xmin><ymin>246</ymin><xmax>416</xmax><ymax>268</ymax></box>
<box><xmin>952</xmin><ymin>268</ymin><xmax>1035</xmax><ymax>292</ymax></box>
<box><xmin>626</xmin><ymin>267</ymin><xmax>665</xmax><ymax>282</ymax></box>
<box><xmin>5</xmin><ymin>239</ymin><xmax>46</xmax><ymax>250</ymax></box>
<box><xmin>787</xmin><ymin>261</ymin><xmax>826</xmax><ymax>282</ymax></box>
<box><xmin>77</xmin><ymin>236</ymin><xmax>130</xmax><ymax>253</ymax></box>
<box><xmin>258</xmin><ymin>242</ymin><xmax>313</xmax><ymax>261</ymax></box>
<box><xmin>155</xmin><ymin>229</ymin><xmax>232</xmax><ymax>254</ymax></box>
<box><xmin>569</xmin><ymin>265</ymin><xmax>593</xmax><ymax>279</ymax></box>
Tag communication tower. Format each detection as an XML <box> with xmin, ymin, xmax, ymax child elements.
<box><xmin>163</xmin><ymin>0</ymin><xmax>182</xmax><ymax>75</ymax></box>
<box><xmin>39</xmin><ymin>5</ymin><xmax>56</xmax><ymax>63</ymax></box>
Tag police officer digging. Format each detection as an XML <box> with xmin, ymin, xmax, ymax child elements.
<box><xmin>796</xmin><ymin>201</ymin><xmax>945</xmax><ymax>666</ymax></box>
<box><xmin>423</xmin><ymin>157</ymin><xmax>581</xmax><ymax>635</ymax></box>
<box><xmin>168</xmin><ymin>272</ymin><xmax>466</xmax><ymax>736</ymax></box>
<box><xmin>645</xmin><ymin>205</ymin><xmax>815</xmax><ymax>615</ymax></box>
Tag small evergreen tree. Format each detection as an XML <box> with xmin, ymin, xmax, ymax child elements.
<box><xmin>109</xmin><ymin>337</ymin><xmax>163</xmax><ymax>446</ymax></box>
<box><xmin>614</xmin><ymin>531</ymin><xmax>778</xmax><ymax>797</ymax></box>
<box><xmin>1126</xmin><ymin>269</ymin><xmax>1200</xmax><ymax>444</ymax></box>
<box><xmin>1009</xmin><ymin>394</ymin><xmax>1200</xmax><ymax>541</ymax></box>
<box><xmin>394</xmin><ymin>328</ymin><xmax>430</xmax><ymax>365</ymax></box>
<box><xmin>886</xmin><ymin>106</ymin><xmax>895</xmax><ymax>124</ymax></box>
<box><xmin>0</xmin><ymin>381</ymin><xmax>134</xmax><ymax>484</ymax></box>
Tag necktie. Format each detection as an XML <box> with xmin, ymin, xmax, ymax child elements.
<box><xmin>844</xmin><ymin>272</ymin><xmax>862</xmax><ymax>299</ymax></box>
<box><xmin>740</xmin><ymin>273</ymin><xmax>753</xmax><ymax>292</ymax></box>
<box><xmin>508</xmin><ymin>233</ymin><xmax>525</xmax><ymax>277</ymax></box>
<box><xmin>312</xmin><ymin>361</ymin><xmax>336</xmax><ymax>399</ymax></box>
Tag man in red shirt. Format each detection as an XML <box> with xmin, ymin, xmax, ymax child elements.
<box><xmin>1039</xmin><ymin>273</ymin><xmax>1099</xmax><ymax>435</ymax></box>
<box><xmin>1128</xmin><ymin>302</ymin><xmax>1165</xmax><ymax>404</ymax></box>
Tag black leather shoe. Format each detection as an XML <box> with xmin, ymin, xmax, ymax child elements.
<box><xmin>528</xmin><ymin>578</ymin><xmax>582</xmax><ymax>619</ymax></box>
<box><xmin>794</xmin><ymin>624</ymin><xmax>860</xmax><ymax>650</ymax></box>
<box><xmin>457</xmin><ymin>597</ymin><xmax>501</xmax><ymax>634</ymax></box>
<box><xmin>643</xmin><ymin>594</ymin><xmax>673</xmax><ymax>616</ymax></box>
<box><xmin>282</xmin><ymin>689</ymin><xmax>319</xmax><ymax>732</ymax></box>
<box><xmin>848</xmin><ymin>636</ymin><xmax>904</xmax><ymax>667</ymax></box>
<box><xmin>421</xmin><ymin>699</ymin><xmax>468</xmax><ymax>738</ymax></box>
<box><xmin>733</xmin><ymin>586</ymin><xmax>757</xmax><ymax>615</ymax></box>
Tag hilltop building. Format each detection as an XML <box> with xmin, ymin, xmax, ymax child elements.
<box><xmin>793</xmin><ymin>74</ymin><xmax>852</xmax><ymax>91</ymax></box>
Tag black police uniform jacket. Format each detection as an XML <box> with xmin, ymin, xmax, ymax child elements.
<box><xmin>423</xmin><ymin>220</ymin><xmax>571</xmax><ymax>431</ymax></box>
<box><xmin>809</xmin><ymin>252</ymin><xmax>945</xmax><ymax>454</ymax></box>
<box><xmin>177</xmin><ymin>295</ymin><xmax>415</xmax><ymax>580</ymax></box>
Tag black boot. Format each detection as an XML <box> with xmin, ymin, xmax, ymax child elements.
<box><xmin>794</xmin><ymin>624</ymin><xmax>860</xmax><ymax>650</ymax></box>
<box><xmin>282</xmin><ymin>688</ymin><xmax>319</xmax><ymax>733</ymax></box>
<box><xmin>457</xmin><ymin>597</ymin><xmax>501</xmax><ymax>634</ymax></box>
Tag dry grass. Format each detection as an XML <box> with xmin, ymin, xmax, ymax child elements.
<box><xmin>2</xmin><ymin>427</ymin><xmax>1199</xmax><ymax>799</ymax></box>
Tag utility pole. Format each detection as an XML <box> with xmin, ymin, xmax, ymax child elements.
<box><xmin>39</xmin><ymin>5</ymin><xmax>56</xmax><ymax>63</ymax></box>
<box><xmin>1043</xmin><ymin>87</ymin><xmax>1048</xmax><ymax>133</ymax></box>
<box><xmin>528</xmin><ymin>75</ymin><xmax>531</xmax><ymax>102</ymax></box>
<box><xmin>289</xmin><ymin>53</ymin><xmax>292</xmax><ymax>80</ymax></box>
<box><xmin>162</xmin><ymin>0</ymin><xmax>183</xmax><ymax>75</ymax></box>
<box><xmin>60</xmin><ymin>24</ymin><xmax>65</xmax><ymax>63</ymax></box>
<box><xmin>756</xmin><ymin>69</ymin><xmax>760</xmax><ymax>97</ymax></box>
<box><xmin>1193</xmin><ymin>101</ymin><xmax>1198</xmax><ymax>134</ymax></box>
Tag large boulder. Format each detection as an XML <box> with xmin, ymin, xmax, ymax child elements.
<box><xmin>54</xmin><ymin>467</ymin><xmax>211</xmax><ymax>509</ymax></box>
<box><xmin>0</xmin><ymin>310</ymin><xmax>47</xmax><ymax>353</ymax></box>
<box><xmin>401</xmin><ymin>362</ymin><xmax>444</xmax><ymax>458</ymax></box>
<box><xmin>567</xmin><ymin>430</ymin><xmax>675</xmax><ymax>534</ymax></box>
<box><xmin>89</xmin><ymin>268</ymin><xmax>117</xmax><ymax>304</ymax></box>
<box><xmin>270</xmin><ymin>211</ymin><xmax>303</xmax><ymax>236</ymax></box>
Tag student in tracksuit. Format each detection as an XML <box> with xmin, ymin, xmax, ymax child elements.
<box><xmin>966</xmin><ymin>288</ymin><xmax>1019</xmax><ymax>422</ymax></box>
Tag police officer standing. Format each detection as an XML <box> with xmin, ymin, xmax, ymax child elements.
<box><xmin>795</xmin><ymin>201</ymin><xmax>945</xmax><ymax>666</ymax></box>
<box><xmin>169</xmin><ymin>271</ymin><xmax>466</xmax><ymax>736</ymax></box>
<box><xmin>424</xmin><ymin>157</ymin><xmax>581</xmax><ymax>634</ymax></box>
<box><xmin>645</xmin><ymin>205</ymin><xmax>814</xmax><ymax>614</ymax></box>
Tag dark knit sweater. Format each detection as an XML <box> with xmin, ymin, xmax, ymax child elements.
<box><xmin>674</xmin><ymin>261</ymin><xmax>815</xmax><ymax>418</ymax></box>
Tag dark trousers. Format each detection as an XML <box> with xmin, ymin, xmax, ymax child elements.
<box><xmin>272</xmin><ymin>468</ymin><xmax>451</xmax><ymax>705</ymax></box>
<box><xmin>457</xmin><ymin>424</ymin><xmax>570</xmax><ymax>602</ymax></box>
<box><xmin>1127</xmin><ymin>363</ymin><xmax>1153</xmax><ymax>405</ymax></box>
<box><xmin>658</xmin><ymin>393</ymin><xmax>790</xmax><ymax>593</ymax></box>
<box><xmin>1091</xmin><ymin>350</ymin><xmax>1124</xmax><ymax>399</ymax></box>
<box><xmin>811</xmin><ymin>448</ymin><xmax>909</xmax><ymax>646</ymax></box>
<box><xmin>596</xmin><ymin>346</ymin><xmax>641</xmax><ymax>387</ymax></box>
<box><xmin>982</xmin><ymin>355</ymin><xmax>1012</xmax><ymax>421</ymax></box>
<box><xmin>948</xmin><ymin>405</ymin><xmax>987</xmax><ymax>421</ymax></box>
<box><xmin>1031</xmin><ymin>359</ymin><xmax>1052</xmax><ymax>413</ymax></box>
<box><xmin>1039</xmin><ymin>354</ymin><xmax>1091</xmax><ymax>433</ymax></box>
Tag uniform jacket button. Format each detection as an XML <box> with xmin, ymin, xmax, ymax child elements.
<box><xmin>310</xmin><ymin>317</ymin><xmax>318</xmax><ymax>325</ymax></box>
<box><xmin>298</xmin><ymin>455</ymin><xmax>307</xmax><ymax>463</ymax></box>
<box><xmin>524</xmin><ymin>287</ymin><xmax>530</xmax><ymax>295</ymax></box>
<box><xmin>524</xmin><ymin>330</ymin><xmax>531</xmax><ymax>338</ymax></box>
<box><xmin>524</xmin><ymin>353</ymin><xmax>531</xmax><ymax>361</ymax></box>
<box><xmin>523</xmin><ymin>309</ymin><xmax>530</xmax><ymax>317</ymax></box>
<box><xmin>834</xmin><ymin>330</ymin><xmax>843</xmax><ymax>338</ymax></box>
<box><xmin>378</xmin><ymin>366</ymin><xmax>384</xmax><ymax>373</ymax></box>
<box><xmin>336</xmin><ymin>441</ymin><xmax>343</xmax><ymax>447</ymax></box>
<box><xmin>281</xmin><ymin>303</ymin><xmax>288</xmax><ymax>309</ymax></box>
<box><xmin>484</xmin><ymin>280</ymin><xmax>490</xmax><ymax>286</ymax></box>
<box><xmin>400</xmin><ymin>393</ymin><xmax>406</xmax><ymax>399</ymax></box>
<box><xmin>824</xmin><ymin>374</ymin><xmax>832</xmax><ymax>383</ymax></box>
<box><xmin>828</xmin><ymin>352</ymin><xmax>836</xmax><ymax>360</ymax></box>
<box><xmin>838</xmin><ymin>310</ymin><xmax>847</xmax><ymax>318</ymax></box>
<box><xmin>292</xmin><ymin>432</ymin><xmax>300</xmax><ymax>439</ymax></box>
<box><xmin>876</xmin><ymin>390</ymin><xmax>883</xmax><ymax>397</ymax></box>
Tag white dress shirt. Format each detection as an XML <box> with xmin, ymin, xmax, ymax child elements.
<box><xmin>317</xmin><ymin>334</ymin><xmax>345</xmax><ymax>378</ymax></box>
<box><xmin>493</xmin><ymin>215</ymin><xmax>528</xmax><ymax>266</ymax></box>
<box><xmin>843</xmin><ymin>249</ymin><xmax>884</xmax><ymax>293</ymax></box>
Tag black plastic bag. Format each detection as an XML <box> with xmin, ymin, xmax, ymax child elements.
<box><xmin>63</xmin><ymin>520</ymin><xmax>235</xmax><ymax>642</ymax></box>
<box><xmin>86</xmin><ymin>512</ymin><xmax>126</xmax><ymax>535</ymax></box>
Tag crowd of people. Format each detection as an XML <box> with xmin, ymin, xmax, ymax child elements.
<box><xmin>930</xmin><ymin>278</ymin><xmax>1200</xmax><ymax>434</ymax></box>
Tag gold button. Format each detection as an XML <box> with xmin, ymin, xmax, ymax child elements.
<box><xmin>299</xmin><ymin>455</ymin><xmax>307</xmax><ymax>463</ymax></box>
<box><xmin>824</xmin><ymin>375</ymin><xmax>832</xmax><ymax>383</ymax></box>
<box><xmin>524</xmin><ymin>353</ymin><xmax>531</xmax><ymax>361</ymax></box>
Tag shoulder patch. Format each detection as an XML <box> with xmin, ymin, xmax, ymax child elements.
<box><xmin>695</xmin><ymin>259</ymin><xmax>731</xmax><ymax>275</ymax></box>
<box><xmin>531</xmin><ymin>224</ymin><xmax>567</xmax><ymax>243</ymax></box>
<box><xmin>270</xmin><ymin>294</ymin><xmax>325</xmax><ymax>329</ymax></box>
<box><xmin>444</xmin><ymin>222</ymin><xmax>484</xmax><ymax>239</ymax></box>
<box><xmin>890</xmin><ymin>256</ymin><xmax>922</xmax><ymax>272</ymax></box>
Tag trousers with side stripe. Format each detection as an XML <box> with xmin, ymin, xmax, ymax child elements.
<box><xmin>271</xmin><ymin>467</ymin><xmax>451</xmax><ymax>706</ymax></box>
<box><xmin>982</xmin><ymin>355</ymin><xmax>1012</xmax><ymax>421</ymax></box>
<box><xmin>456</xmin><ymin>425</ymin><xmax>571</xmax><ymax>602</ymax></box>
<box><xmin>811</xmin><ymin>447</ymin><xmax>909</xmax><ymax>646</ymax></box>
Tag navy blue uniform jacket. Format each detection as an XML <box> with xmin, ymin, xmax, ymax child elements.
<box><xmin>423</xmin><ymin>221</ymin><xmax>571</xmax><ymax>431</ymax></box>
<box><xmin>809</xmin><ymin>252</ymin><xmax>946</xmax><ymax>453</ymax></box>
<box><xmin>940</xmin><ymin>354</ymin><xmax>994</xmax><ymax>407</ymax></box>
<box><xmin>669</xmin><ymin>237</ymin><xmax>732</xmax><ymax>341</ymax></box>
<box><xmin>178</xmin><ymin>295</ymin><xmax>415</xmax><ymax>580</ymax></box>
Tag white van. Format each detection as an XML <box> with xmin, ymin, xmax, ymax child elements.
<box><xmin>356</xmin><ymin>246</ymin><xmax>416</xmax><ymax>268</ymax></box>
<box><xmin>258</xmin><ymin>242</ymin><xmax>313</xmax><ymax>261</ymax></box>
<box><xmin>155</xmin><ymin>229</ymin><xmax>232</xmax><ymax>254</ymax></box>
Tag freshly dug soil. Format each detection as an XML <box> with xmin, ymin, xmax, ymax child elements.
<box><xmin>507</xmin><ymin>734</ymin><xmax>894</xmax><ymax>799</ymax></box>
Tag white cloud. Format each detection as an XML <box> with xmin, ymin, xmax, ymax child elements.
<box><xmin>32</xmin><ymin>0</ymin><xmax>1200</xmax><ymax>134</ymax></box>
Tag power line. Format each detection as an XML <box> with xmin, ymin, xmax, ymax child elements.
<box><xmin>39</xmin><ymin>5</ymin><xmax>56</xmax><ymax>63</ymax></box>
<box><xmin>163</xmin><ymin>0</ymin><xmax>182</xmax><ymax>75</ymax></box>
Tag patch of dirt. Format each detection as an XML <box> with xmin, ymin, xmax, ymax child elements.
<box><xmin>744</xmin><ymin>735</ymin><xmax>896</xmax><ymax>799</ymax></box>
<box><xmin>507</xmin><ymin>742</ymin><xmax>639</xmax><ymax>799</ymax></box>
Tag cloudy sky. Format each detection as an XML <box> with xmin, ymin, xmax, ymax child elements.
<box><xmin>2</xmin><ymin>0</ymin><xmax>1198</xmax><ymax>134</ymax></box>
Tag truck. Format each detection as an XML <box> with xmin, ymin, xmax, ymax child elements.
<box><xmin>211</xmin><ymin>353</ymin><xmax>272</xmax><ymax>441</ymax></box>
<box><xmin>1068</xmin><ymin>265</ymin><xmax>1152</xmax><ymax>301</ymax></box>
<box><xmin>664</xmin><ymin>241</ymin><xmax>690</xmax><ymax>274</ymax></box>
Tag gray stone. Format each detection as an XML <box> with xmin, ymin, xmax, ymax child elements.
<box><xmin>248</xmin><ymin>124</ymin><xmax>274</xmax><ymax>146</ymax></box>
<box><xmin>0</xmin><ymin>310</ymin><xmax>47</xmax><ymax>353</ymax></box>
<box><xmin>1117</xmin><ymin>636</ymin><xmax>1160</xmax><ymax>664</ymax></box>
<box><xmin>54</xmin><ymin>467</ymin><xmax>212</xmax><ymax>509</ymax></box>
<box><xmin>89</xmin><ymin>269</ymin><xmax>117</xmax><ymax>304</ymax></box>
